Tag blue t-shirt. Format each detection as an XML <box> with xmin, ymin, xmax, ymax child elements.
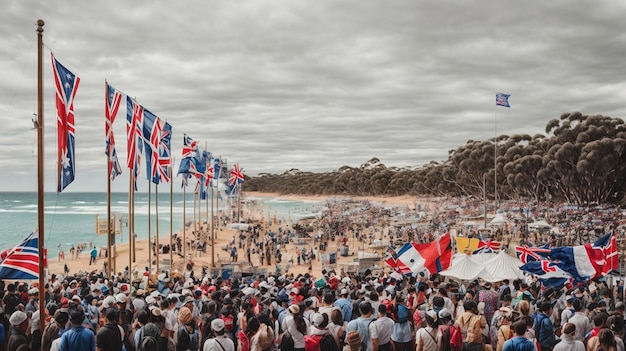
<box><xmin>503</xmin><ymin>336</ymin><xmax>536</xmax><ymax>351</ymax></box>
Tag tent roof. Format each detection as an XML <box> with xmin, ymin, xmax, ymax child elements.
<box><xmin>489</xmin><ymin>214</ymin><xmax>508</xmax><ymax>226</ymax></box>
<box><xmin>528</xmin><ymin>220</ymin><xmax>552</xmax><ymax>229</ymax></box>
<box><xmin>440</xmin><ymin>254</ymin><xmax>499</xmax><ymax>282</ymax></box>
<box><xmin>483</xmin><ymin>251</ymin><xmax>525</xmax><ymax>281</ymax></box>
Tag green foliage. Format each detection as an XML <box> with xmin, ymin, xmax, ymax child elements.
<box><xmin>244</xmin><ymin>113</ymin><xmax>626</xmax><ymax>205</ymax></box>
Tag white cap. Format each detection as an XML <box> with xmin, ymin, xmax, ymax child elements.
<box><xmin>115</xmin><ymin>293</ymin><xmax>127</xmax><ymax>304</ymax></box>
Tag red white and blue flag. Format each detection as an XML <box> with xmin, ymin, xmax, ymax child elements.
<box><xmin>496</xmin><ymin>93</ymin><xmax>510</xmax><ymax>108</ymax></box>
<box><xmin>105</xmin><ymin>82</ymin><xmax>122</xmax><ymax>181</ymax></box>
<box><xmin>472</xmin><ymin>240</ymin><xmax>502</xmax><ymax>254</ymax></box>
<box><xmin>519</xmin><ymin>233</ymin><xmax>619</xmax><ymax>283</ymax></box>
<box><xmin>142</xmin><ymin>109</ymin><xmax>163</xmax><ymax>184</ymax></box>
<box><xmin>519</xmin><ymin>259</ymin><xmax>571</xmax><ymax>288</ymax></box>
<box><xmin>214</xmin><ymin>158</ymin><xmax>223</xmax><ymax>182</ymax></box>
<box><xmin>514</xmin><ymin>244</ymin><xmax>551</xmax><ymax>264</ymax></box>
<box><xmin>158</xmin><ymin>122</ymin><xmax>172</xmax><ymax>183</ymax></box>
<box><xmin>0</xmin><ymin>231</ymin><xmax>46</xmax><ymax>280</ymax></box>
<box><xmin>126</xmin><ymin>97</ymin><xmax>143</xmax><ymax>189</ymax></box>
<box><xmin>395</xmin><ymin>233</ymin><xmax>453</xmax><ymax>275</ymax></box>
<box><xmin>177</xmin><ymin>134</ymin><xmax>197</xmax><ymax>186</ymax></box>
<box><xmin>228</xmin><ymin>163</ymin><xmax>244</xmax><ymax>195</ymax></box>
<box><xmin>52</xmin><ymin>54</ymin><xmax>80</xmax><ymax>192</ymax></box>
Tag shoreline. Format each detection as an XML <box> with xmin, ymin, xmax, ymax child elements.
<box><xmin>44</xmin><ymin>191</ymin><xmax>427</xmax><ymax>278</ymax></box>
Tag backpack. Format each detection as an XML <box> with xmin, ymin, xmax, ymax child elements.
<box><xmin>281</xmin><ymin>332</ymin><xmax>294</xmax><ymax>351</ymax></box>
<box><xmin>396</xmin><ymin>304</ymin><xmax>409</xmax><ymax>323</ymax></box>
<box><xmin>222</xmin><ymin>313</ymin><xmax>234</xmax><ymax>331</ymax></box>
<box><xmin>448</xmin><ymin>325</ymin><xmax>463</xmax><ymax>351</ymax></box>
<box><xmin>305</xmin><ymin>334</ymin><xmax>324</xmax><ymax>351</ymax></box>
<box><xmin>295</xmin><ymin>314</ymin><xmax>308</xmax><ymax>335</ymax></box>
<box><xmin>413</xmin><ymin>309</ymin><xmax>423</xmax><ymax>328</ymax></box>
<box><xmin>320</xmin><ymin>334</ymin><xmax>339</xmax><ymax>351</ymax></box>
<box><xmin>178</xmin><ymin>325</ymin><xmax>199</xmax><ymax>351</ymax></box>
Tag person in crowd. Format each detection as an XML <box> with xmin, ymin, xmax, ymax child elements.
<box><xmin>502</xmin><ymin>320</ymin><xmax>536</xmax><ymax>351</ymax></box>
<box><xmin>7</xmin><ymin>311</ymin><xmax>29</xmax><ymax>351</ymax></box>
<box><xmin>346</xmin><ymin>302</ymin><xmax>377</xmax><ymax>351</ymax></box>
<box><xmin>415</xmin><ymin>310</ymin><xmax>440</xmax><ymax>351</ymax></box>
<box><xmin>554</xmin><ymin>323</ymin><xmax>584</xmax><ymax>351</ymax></box>
<box><xmin>59</xmin><ymin>309</ymin><xmax>95</xmax><ymax>351</ymax></box>
<box><xmin>204</xmin><ymin>319</ymin><xmax>235</xmax><ymax>351</ymax></box>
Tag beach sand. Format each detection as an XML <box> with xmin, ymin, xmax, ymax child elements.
<box><xmin>45</xmin><ymin>192</ymin><xmax>429</xmax><ymax>279</ymax></box>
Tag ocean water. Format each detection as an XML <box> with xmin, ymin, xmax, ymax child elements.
<box><xmin>0</xmin><ymin>192</ymin><xmax>321</xmax><ymax>257</ymax></box>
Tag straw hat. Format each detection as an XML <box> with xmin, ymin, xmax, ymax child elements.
<box><xmin>178</xmin><ymin>307</ymin><xmax>192</xmax><ymax>325</ymax></box>
<box><xmin>347</xmin><ymin>331</ymin><xmax>362</xmax><ymax>351</ymax></box>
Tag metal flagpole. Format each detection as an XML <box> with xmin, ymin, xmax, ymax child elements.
<box><xmin>155</xmin><ymin>183</ymin><xmax>159</xmax><ymax>273</ymax></box>
<box><xmin>169</xmin><ymin>160</ymin><xmax>173</xmax><ymax>271</ymax></box>
<box><xmin>36</xmin><ymin>19</ymin><xmax>46</xmax><ymax>333</ymax></box>
<box><xmin>148</xmin><ymin>182</ymin><xmax>152</xmax><ymax>274</ymax></box>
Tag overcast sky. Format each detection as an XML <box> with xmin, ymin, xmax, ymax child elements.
<box><xmin>2</xmin><ymin>0</ymin><xmax>626</xmax><ymax>193</ymax></box>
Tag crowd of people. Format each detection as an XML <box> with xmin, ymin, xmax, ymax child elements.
<box><xmin>0</xmin><ymin>265</ymin><xmax>624</xmax><ymax>351</ymax></box>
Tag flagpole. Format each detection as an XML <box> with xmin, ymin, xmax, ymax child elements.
<box><xmin>183</xmin><ymin>181</ymin><xmax>187</xmax><ymax>260</ymax></box>
<box><xmin>128</xmin><ymin>176</ymin><xmax>133</xmax><ymax>275</ymax></box>
<box><xmin>130</xmin><ymin>170</ymin><xmax>136</xmax><ymax>263</ymax></box>
<box><xmin>148</xmin><ymin>181</ymin><xmax>152</xmax><ymax>274</ymax></box>
<box><xmin>494</xmin><ymin>104</ymin><xmax>498</xmax><ymax>216</ymax></box>
<box><xmin>211</xmin><ymin>184</ymin><xmax>215</xmax><ymax>268</ymax></box>
<box><xmin>107</xmin><ymin>134</ymin><xmax>113</xmax><ymax>279</ymax></box>
<box><xmin>156</xmin><ymin>182</ymin><xmax>160</xmax><ymax>273</ymax></box>
<box><xmin>36</xmin><ymin>19</ymin><xmax>46</xmax><ymax>333</ymax></box>
<box><xmin>169</xmin><ymin>162</ymin><xmax>173</xmax><ymax>272</ymax></box>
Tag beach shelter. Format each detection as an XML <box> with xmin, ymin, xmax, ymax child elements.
<box><xmin>483</xmin><ymin>251</ymin><xmax>525</xmax><ymax>281</ymax></box>
<box><xmin>440</xmin><ymin>254</ymin><xmax>497</xmax><ymax>281</ymax></box>
<box><xmin>528</xmin><ymin>220</ymin><xmax>552</xmax><ymax>230</ymax></box>
<box><xmin>489</xmin><ymin>214</ymin><xmax>507</xmax><ymax>226</ymax></box>
<box><xmin>469</xmin><ymin>252</ymin><xmax>498</xmax><ymax>264</ymax></box>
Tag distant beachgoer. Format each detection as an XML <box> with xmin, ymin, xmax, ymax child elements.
<box><xmin>89</xmin><ymin>248</ymin><xmax>97</xmax><ymax>265</ymax></box>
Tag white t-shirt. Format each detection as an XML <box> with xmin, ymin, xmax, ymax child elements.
<box><xmin>204</xmin><ymin>335</ymin><xmax>235</xmax><ymax>351</ymax></box>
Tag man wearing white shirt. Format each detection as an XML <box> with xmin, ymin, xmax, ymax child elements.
<box><xmin>204</xmin><ymin>319</ymin><xmax>235</xmax><ymax>351</ymax></box>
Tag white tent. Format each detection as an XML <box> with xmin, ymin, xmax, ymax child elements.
<box><xmin>528</xmin><ymin>220</ymin><xmax>552</xmax><ymax>230</ymax></box>
<box><xmin>483</xmin><ymin>251</ymin><xmax>525</xmax><ymax>281</ymax></box>
<box><xmin>440</xmin><ymin>254</ymin><xmax>499</xmax><ymax>282</ymax></box>
<box><xmin>489</xmin><ymin>214</ymin><xmax>508</xmax><ymax>226</ymax></box>
<box><xmin>453</xmin><ymin>252</ymin><xmax>497</xmax><ymax>264</ymax></box>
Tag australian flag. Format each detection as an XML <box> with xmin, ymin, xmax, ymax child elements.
<box><xmin>51</xmin><ymin>54</ymin><xmax>80</xmax><ymax>192</ymax></box>
<box><xmin>496</xmin><ymin>93</ymin><xmax>510</xmax><ymax>108</ymax></box>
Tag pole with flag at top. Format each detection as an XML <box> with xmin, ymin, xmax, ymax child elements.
<box><xmin>494</xmin><ymin>93</ymin><xmax>510</xmax><ymax>216</ymax></box>
<box><xmin>36</xmin><ymin>18</ymin><xmax>46</xmax><ymax>334</ymax></box>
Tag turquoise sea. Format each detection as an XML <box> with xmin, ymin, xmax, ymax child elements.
<box><xmin>0</xmin><ymin>192</ymin><xmax>322</xmax><ymax>257</ymax></box>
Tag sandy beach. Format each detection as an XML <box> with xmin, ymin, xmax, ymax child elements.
<box><xmin>45</xmin><ymin>192</ymin><xmax>430</xmax><ymax>279</ymax></box>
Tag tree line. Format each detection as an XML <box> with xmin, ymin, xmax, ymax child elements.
<box><xmin>244</xmin><ymin>112</ymin><xmax>626</xmax><ymax>205</ymax></box>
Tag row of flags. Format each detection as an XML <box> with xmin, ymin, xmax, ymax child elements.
<box><xmin>385</xmin><ymin>233</ymin><xmax>454</xmax><ymax>275</ymax></box>
<box><xmin>384</xmin><ymin>228</ymin><xmax>618</xmax><ymax>289</ymax></box>
<box><xmin>516</xmin><ymin>232</ymin><xmax>618</xmax><ymax>286</ymax></box>
<box><xmin>52</xmin><ymin>54</ymin><xmax>245</xmax><ymax>195</ymax></box>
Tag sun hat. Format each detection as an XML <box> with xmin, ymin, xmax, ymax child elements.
<box><xmin>178</xmin><ymin>306</ymin><xmax>192</xmax><ymax>325</ymax></box>
<box><xmin>347</xmin><ymin>331</ymin><xmax>362</xmax><ymax>350</ymax></box>
<box><xmin>288</xmin><ymin>304</ymin><xmax>300</xmax><ymax>314</ymax></box>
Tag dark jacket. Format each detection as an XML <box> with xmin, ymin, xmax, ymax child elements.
<box><xmin>7</xmin><ymin>327</ymin><xmax>29</xmax><ymax>351</ymax></box>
